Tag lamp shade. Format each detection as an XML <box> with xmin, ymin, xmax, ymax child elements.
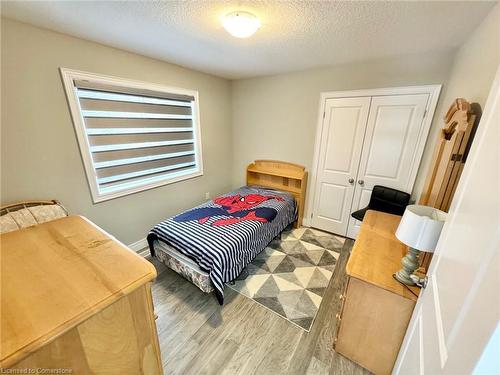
<box><xmin>395</xmin><ymin>205</ymin><xmax>447</xmax><ymax>252</ymax></box>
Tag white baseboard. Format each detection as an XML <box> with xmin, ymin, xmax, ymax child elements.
<box><xmin>137</xmin><ymin>247</ymin><xmax>150</xmax><ymax>257</ymax></box>
<box><xmin>128</xmin><ymin>237</ymin><xmax>149</xmax><ymax>257</ymax></box>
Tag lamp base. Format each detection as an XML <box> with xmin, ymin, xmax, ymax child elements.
<box><xmin>395</xmin><ymin>247</ymin><xmax>421</xmax><ymax>286</ymax></box>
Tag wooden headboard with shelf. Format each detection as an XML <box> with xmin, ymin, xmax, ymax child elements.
<box><xmin>246</xmin><ymin>160</ymin><xmax>308</xmax><ymax>227</ymax></box>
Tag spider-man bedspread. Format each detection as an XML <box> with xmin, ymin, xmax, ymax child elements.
<box><xmin>147</xmin><ymin>186</ymin><xmax>297</xmax><ymax>304</ymax></box>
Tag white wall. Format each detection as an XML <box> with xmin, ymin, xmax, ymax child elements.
<box><xmin>231</xmin><ymin>50</ymin><xmax>455</xmax><ymax>199</ymax></box>
<box><xmin>2</xmin><ymin>3</ymin><xmax>498</xmax><ymax>244</ymax></box>
<box><xmin>412</xmin><ymin>3</ymin><xmax>500</xmax><ymax>201</ymax></box>
<box><xmin>231</xmin><ymin>3</ymin><xmax>500</xmax><ymax>204</ymax></box>
<box><xmin>1</xmin><ymin>18</ymin><xmax>233</xmax><ymax>244</ymax></box>
<box><xmin>438</xmin><ymin>3</ymin><xmax>500</xmax><ymax>110</ymax></box>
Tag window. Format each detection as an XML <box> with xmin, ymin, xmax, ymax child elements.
<box><xmin>60</xmin><ymin>68</ymin><xmax>203</xmax><ymax>203</ymax></box>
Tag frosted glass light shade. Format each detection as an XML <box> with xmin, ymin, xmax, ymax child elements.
<box><xmin>395</xmin><ymin>205</ymin><xmax>447</xmax><ymax>252</ymax></box>
<box><xmin>223</xmin><ymin>11</ymin><xmax>261</xmax><ymax>38</ymax></box>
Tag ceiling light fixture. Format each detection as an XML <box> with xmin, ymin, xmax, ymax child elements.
<box><xmin>223</xmin><ymin>11</ymin><xmax>260</xmax><ymax>38</ymax></box>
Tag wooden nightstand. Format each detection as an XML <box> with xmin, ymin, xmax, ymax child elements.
<box><xmin>1</xmin><ymin>216</ymin><xmax>163</xmax><ymax>373</ymax></box>
<box><xmin>334</xmin><ymin>210</ymin><xmax>420</xmax><ymax>375</ymax></box>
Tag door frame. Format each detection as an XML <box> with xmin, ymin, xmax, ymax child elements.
<box><xmin>303</xmin><ymin>85</ymin><xmax>442</xmax><ymax>229</ymax></box>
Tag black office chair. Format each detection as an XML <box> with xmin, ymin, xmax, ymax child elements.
<box><xmin>351</xmin><ymin>185</ymin><xmax>411</xmax><ymax>222</ymax></box>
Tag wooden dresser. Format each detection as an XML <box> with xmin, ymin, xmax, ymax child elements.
<box><xmin>1</xmin><ymin>216</ymin><xmax>163</xmax><ymax>374</ymax></box>
<box><xmin>334</xmin><ymin>210</ymin><xmax>420</xmax><ymax>375</ymax></box>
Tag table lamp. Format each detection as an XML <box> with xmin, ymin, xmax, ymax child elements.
<box><xmin>394</xmin><ymin>205</ymin><xmax>447</xmax><ymax>286</ymax></box>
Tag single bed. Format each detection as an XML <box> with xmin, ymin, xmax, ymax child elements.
<box><xmin>147</xmin><ymin>160</ymin><xmax>308</xmax><ymax>304</ymax></box>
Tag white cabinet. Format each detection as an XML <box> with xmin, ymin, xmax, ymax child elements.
<box><xmin>309</xmin><ymin>86</ymin><xmax>441</xmax><ymax>238</ymax></box>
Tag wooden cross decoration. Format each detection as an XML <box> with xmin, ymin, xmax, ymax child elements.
<box><xmin>420</xmin><ymin>98</ymin><xmax>477</xmax><ymax>211</ymax></box>
<box><xmin>419</xmin><ymin>98</ymin><xmax>477</xmax><ymax>272</ymax></box>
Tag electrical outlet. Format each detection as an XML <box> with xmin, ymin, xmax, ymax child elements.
<box><xmin>205</xmin><ymin>192</ymin><xmax>210</xmax><ymax>200</ymax></box>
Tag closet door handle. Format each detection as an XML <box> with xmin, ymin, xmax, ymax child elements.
<box><xmin>358</xmin><ymin>180</ymin><xmax>364</xmax><ymax>185</ymax></box>
<box><xmin>348</xmin><ymin>178</ymin><xmax>354</xmax><ymax>184</ymax></box>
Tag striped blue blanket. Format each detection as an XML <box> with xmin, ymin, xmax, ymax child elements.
<box><xmin>147</xmin><ymin>186</ymin><xmax>297</xmax><ymax>304</ymax></box>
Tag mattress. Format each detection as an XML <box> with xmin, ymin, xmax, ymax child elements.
<box><xmin>155</xmin><ymin>238</ymin><xmax>202</xmax><ymax>271</ymax></box>
<box><xmin>148</xmin><ymin>185</ymin><xmax>297</xmax><ymax>304</ymax></box>
<box><xmin>153</xmin><ymin>239</ymin><xmax>213</xmax><ymax>293</ymax></box>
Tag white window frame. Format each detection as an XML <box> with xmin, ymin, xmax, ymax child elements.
<box><xmin>60</xmin><ymin>68</ymin><xmax>203</xmax><ymax>203</ymax></box>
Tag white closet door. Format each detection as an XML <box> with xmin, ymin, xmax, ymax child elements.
<box><xmin>346</xmin><ymin>94</ymin><xmax>429</xmax><ymax>238</ymax></box>
<box><xmin>311</xmin><ymin>97</ymin><xmax>370</xmax><ymax>234</ymax></box>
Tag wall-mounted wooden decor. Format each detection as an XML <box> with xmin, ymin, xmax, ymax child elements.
<box><xmin>419</xmin><ymin>98</ymin><xmax>478</xmax><ymax>271</ymax></box>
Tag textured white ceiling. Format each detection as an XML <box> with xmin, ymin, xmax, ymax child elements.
<box><xmin>1</xmin><ymin>1</ymin><xmax>496</xmax><ymax>79</ymax></box>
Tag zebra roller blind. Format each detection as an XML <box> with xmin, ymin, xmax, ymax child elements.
<box><xmin>61</xmin><ymin>69</ymin><xmax>203</xmax><ymax>202</ymax></box>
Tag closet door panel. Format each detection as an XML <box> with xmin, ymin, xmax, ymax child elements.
<box><xmin>311</xmin><ymin>97</ymin><xmax>371</xmax><ymax>235</ymax></box>
<box><xmin>347</xmin><ymin>94</ymin><xmax>429</xmax><ymax>238</ymax></box>
<box><xmin>317</xmin><ymin>183</ymin><xmax>346</xmax><ymax>221</ymax></box>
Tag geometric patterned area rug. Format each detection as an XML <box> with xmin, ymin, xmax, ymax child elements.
<box><xmin>226</xmin><ymin>227</ymin><xmax>345</xmax><ymax>331</ymax></box>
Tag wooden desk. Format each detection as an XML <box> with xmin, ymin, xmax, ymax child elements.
<box><xmin>1</xmin><ymin>216</ymin><xmax>163</xmax><ymax>374</ymax></box>
<box><xmin>334</xmin><ymin>210</ymin><xmax>419</xmax><ymax>375</ymax></box>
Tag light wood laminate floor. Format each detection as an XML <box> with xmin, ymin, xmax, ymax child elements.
<box><xmin>147</xmin><ymin>239</ymin><xmax>371</xmax><ymax>375</ymax></box>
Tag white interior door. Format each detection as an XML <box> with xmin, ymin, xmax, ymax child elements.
<box><xmin>394</xmin><ymin>69</ymin><xmax>500</xmax><ymax>375</ymax></box>
<box><xmin>311</xmin><ymin>97</ymin><xmax>370</xmax><ymax>234</ymax></box>
<box><xmin>346</xmin><ymin>94</ymin><xmax>429</xmax><ymax>238</ymax></box>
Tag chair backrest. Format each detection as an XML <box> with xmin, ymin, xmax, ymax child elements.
<box><xmin>368</xmin><ymin>186</ymin><xmax>411</xmax><ymax>216</ymax></box>
<box><xmin>0</xmin><ymin>200</ymin><xmax>68</xmax><ymax>234</ymax></box>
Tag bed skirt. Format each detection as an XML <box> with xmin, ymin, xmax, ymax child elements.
<box><xmin>151</xmin><ymin>239</ymin><xmax>214</xmax><ymax>294</ymax></box>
